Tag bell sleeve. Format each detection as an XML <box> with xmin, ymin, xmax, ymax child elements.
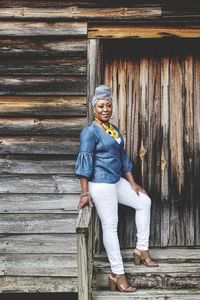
<box><xmin>75</xmin><ymin>126</ymin><xmax>96</xmax><ymax>179</ymax></box>
<box><xmin>121</xmin><ymin>148</ymin><xmax>133</xmax><ymax>173</ymax></box>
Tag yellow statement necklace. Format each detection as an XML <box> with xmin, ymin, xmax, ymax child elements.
<box><xmin>95</xmin><ymin>118</ymin><xmax>119</xmax><ymax>139</ymax></box>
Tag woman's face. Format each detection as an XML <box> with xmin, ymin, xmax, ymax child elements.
<box><xmin>93</xmin><ymin>99</ymin><xmax>112</xmax><ymax>123</ymax></box>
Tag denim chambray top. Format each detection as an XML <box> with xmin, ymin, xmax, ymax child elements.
<box><xmin>75</xmin><ymin>123</ymin><xmax>133</xmax><ymax>183</ymax></box>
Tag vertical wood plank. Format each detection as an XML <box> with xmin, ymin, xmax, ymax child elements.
<box><xmin>118</xmin><ymin>58</ymin><xmax>127</xmax><ymax>143</ymax></box>
<box><xmin>139</xmin><ymin>57</ymin><xmax>149</xmax><ymax>188</ymax></box>
<box><xmin>87</xmin><ymin>39</ymin><xmax>103</xmax><ymax>123</ymax></box>
<box><xmin>169</xmin><ymin>56</ymin><xmax>184</xmax><ymax>246</ymax></box>
<box><xmin>87</xmin><ymin>39</ymin><xmax>103</xmax><ymax>254</ymax></box>
<box><xmin>148</xmin><ymin>57</ymin><xmax>161</xmax><ymax>247</ymax></box>
<box><xmin>160</xmin><ymin>57</ymin><xmax>170</xmax><ymax>247</ymax></box>
<box><xmin>194</xmin><ymin>57</ymin><xmax>200</xmax><ymax>245</ymax></box>
<box><xmin>183</xmin><ymin>55</ymin><xmax>195</xmax><ymax>245</ymax></box>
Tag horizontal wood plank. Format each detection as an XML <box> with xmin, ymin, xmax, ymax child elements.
<box><xmin>0</xmin><ymin>136</ymin><xmax>79</xmax><ymax>155</ymax></box>
<box><xmin>0</xmin><ymin>7</ymin><xmax>161</xmax><ymax>20</ymax></box>
<box><xmin>0</xmin><ymin>117</ymin><xmax>85</xmax><ymax>135</ymax></box>
<box><xmin>0</xmin><ymin>157</ymin><xmax>76</xmax><ymax>174</ymax></box>
<box><xmin>0</xmin><ymin>175</ymin><xmax>80</xmax><ymax>193</ymax></box>
<box><xmin>0</xmin><ymin>234</ymin><xmax>76</xmax><ymax>253</ymax></box>
<box><xmin>0</xmin><ymin>276</ymin><xmax>77</xmax><ymax>293</ymax></box>
<box><xmin>88</xmin><ymin>25</ymin><xmax>200</xmax><ymax>39</ymax></box>
<box><xmin>0</xmin><ymin>76</ymin><xmax>86</xmax><ymax>95</ymax></box>
<box><xmin>0</xmin><ymin>96</ymin><xmax>86</xmax><ymax>117</ymax></box>
<box><xmin>0</xmin><ymin>21</ymin><xmax>87</xmax><ymax>37</ymax></box>
<box><xmin>0</xmin><ymin>59</ymin><xmax>86</xmax><ymax>76</ymax></box>
<box><xmin>0</xmin><ymin>213</ymin><xmax>78</xmax><ymax>233</ymax></box>
<box><xmin>1</xmin><ymin>253</ymin><xmax>77</xmax><ymax>276</ymax></box>
<box><xmin>0</xmin><ymin>38</ymin><xmax>87</xmax><ymax>59</ymax></box>
<box><xmin>0</xmin><ymin>194</ymin><xmax>79</xmax><ymax>213</ymax></box>
<box><xmin>92</xmin><ymin>289</ymin><xmax>200</xmax><ymax>300</ymax></box>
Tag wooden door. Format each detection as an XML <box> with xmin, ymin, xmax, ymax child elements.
<box><xmin>103</xmin><ymin>39</ymin><xmax>200</xmax><ymax>247</ymax></box>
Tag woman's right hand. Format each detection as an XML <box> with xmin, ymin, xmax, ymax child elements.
<box><xmin>78</xmin><ymin>195</ymin><xmax>93</xmax><ymax>211</ymax></box>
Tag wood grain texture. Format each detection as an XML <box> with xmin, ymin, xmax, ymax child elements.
<box><xmin>1</xmin><ymin>253</ymin><xmax>77</xmax><ymax>276</ymax></box>
<box><xmin>0</xmin><ymin>175</ymin><xmax>80</xmax><ymax>193</ymax></box>
<box><xmin>0</xmin><ymin>38</ymin><xmax>87</xmax><ymax>59</ymax></box>
<box><xmin>89</xmin><ymin>25</ymin><xmax>200</xmax><ymax>39</ymax></box>
<box><xmin>0</xmin><ymin>276</ymin><xmax>77</xmax><ymax>293</ymax></box>
<box><xmin>0</xmin><ymin>213</ymin><xmax>77</xmax><ymax>233</ymax></box>
<box><xmin>0</xmin><ymin>59</ymin><xmax>86</xmax><ymax>76</ymax></box>
<box><xmin>0</xmin><ymin>157</ymin><xmax>76</xmax><ymax>174</ymax></box>
<box><xmin>160</xmin><ymin>57</ymin><xmax>170</xmax><ymax>247</ymax></box>
<box><xmin>0</xmin><ymin>21</ymin><xmax>87</xmax><ymax>36</ymax></box>
<box><xmin>0</xmin><ymin>234</ymin><xmax>76</xmax><ymax>253</ymax></box>
<box><xmin>77</xmin><ymin>205</ymin><xmax>93</xmax><ymax>300</ymax></box>
<box><xmin>87</xmin><ymin>39</ymin><xmax>103</xmax><ymax>123</ymax></box>
<box><xmin>0</xmin><ymin>96</ymin><xmax>86</xmax><ymax>117</ymax></box>
<box><xmin>194</xmin><ymin>57</ymin><xmax>200</xmax><ymax>245</ymax></box>
<box><xmin>0</xmin><ymin>76</ymin><xmax>86</xmax><ymax>95</ymax></box>
<box><xmin>0</xmin><ymin>194</ymin><xmax>79</xmax><ymax>213</ymax></box>
<box><xmin>0</xmin><ymin>136</ymin><xmax>79</xmax><ymax>155</ymax></box>
<box><xmin>0</xmin><ymin>117</ymin><xmax>85</xmax><ymax>135</ymax></box>
<box><xmin>103</xmin><ymin>39</ymin><xmax>200</xmax><ymax>247</ymax></box>
<box><xmin>0</xmin><ymin>6</ymin><xmax>161</xmax><ymax>20</ymax></box>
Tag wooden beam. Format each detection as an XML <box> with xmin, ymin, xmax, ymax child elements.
<box><xmin>0</xmin><ymin>7</ymin><xmax>161</xmax><ymax>20</ymax></box>
<box><xmin>0</xmin><ymin>194</ymin><xmax>79</xmax><ymax>213</ymax></box>
<box><xmin>0</xmin><ymin>136</ymin><xmax>79</xmax><ymax>155</ymax></box>
<box><xmin>0</xmin><ymin>76</ymin><xmax>87</xmax><ymax>96</ymax></box>
<box><xmin>0</xmin><ymin>234</ymin><xmax>77</xmax><ymax>253</ymax></box>
<box><xmin>0</xmin><ymin>96</ymin><xmax>86</xmax><ymax>117</ymax></box>
<box><xmin>0</xmin><ymin>38</ymin><xmax>87</xmax><ymax>59</ymax></box>
<box><xmin>0</xmin><ymin>21</ymin><xmax>87</xmax><ymax>37</ymax></box>
<box><xmin>0</xmin><ymin>117</ymin><xmax>85</xmax><ymax>135</ymax></box>
<box><xmin>88</xmin><ymin>24</ymin><xmax>200</xmax><ymax>39</ymax></box>
<box><xmin>0</xmin><ymin>175</ymin><xmax>81</xmax><ymax>193</ymax></box>
<box><xmin>0</xmin><ymin>276</ymin><xmax>77</xmax><ymax>293</ymax></box>
<box><xmin>1</xmin><ymin>253</ymin><xmax>77</xmax><ymax>276</ymax></box>
<box><xmin>0</xmin><ymin>213</ymin><xmax>77</xmax><ymax>233</ymax></box>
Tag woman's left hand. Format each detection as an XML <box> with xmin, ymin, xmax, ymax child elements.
<box><xmin>131</xmin><ymin>182</ymin><xmax>148</xmax><ymax>196</ymax></box>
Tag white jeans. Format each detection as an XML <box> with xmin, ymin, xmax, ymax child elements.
<box><xmin>89</xmin><ymin>177</ymin><xmax>151</xmax><ymax>274</ymax></box>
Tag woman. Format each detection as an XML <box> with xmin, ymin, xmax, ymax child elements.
<box><xmin>75</xmin><ymin>85</ymin><xmax>158</xmax><ymax>293</ymax></box>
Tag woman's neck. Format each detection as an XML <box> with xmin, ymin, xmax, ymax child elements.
<box><xmin>95</xmin><ymin>118</ymin><xmax>110</xmax><ymax>126</ymax></box>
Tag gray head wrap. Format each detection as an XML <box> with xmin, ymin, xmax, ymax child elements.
<box><xmin>92</xmin><ymin>84</ymin><xmax>112</xmax><ymax>107</ymax></box>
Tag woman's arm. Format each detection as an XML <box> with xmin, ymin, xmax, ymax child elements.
<box><xmin>124</xmin><ymin>171</ymin><xmax>148</xmax><ymax>196</ymax></box>
<box><xmin>77</xmin><ymin>177</ymin><xmax>93</xmax><ymax>211</ymax></box>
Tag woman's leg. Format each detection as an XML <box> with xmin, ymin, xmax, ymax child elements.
<box><xmin>116</xmin><ymin>177</ymin><xmax>151</xmax><ymax>251</ymax></box>
<box><xmin>89</xmin><ymin>182</ymin><xmax>124</xmax><ymax>274</ymax></box>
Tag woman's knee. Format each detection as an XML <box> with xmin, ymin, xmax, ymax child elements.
<box><xmin>140</xmin><ymin>193</ymin><xmax>151</xmax><ymax>209</ymax></box>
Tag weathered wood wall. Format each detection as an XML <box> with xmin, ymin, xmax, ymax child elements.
<box><xmin>0</xmin><ymin>0</ymin><xmax>200</xmax><ymax>294</ymax></box>
<box><xmin>103</xmin><ymin>39</ymin><xmax>200</xmax><ymax>248</ymax></box>
<box><xmin>0</xmin><ymin>14</ymin><xmax>87</xmax><ymax>293</ymax></box>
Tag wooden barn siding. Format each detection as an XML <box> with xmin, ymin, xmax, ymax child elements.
<box><xmin>103</xmin><ymin>39</ymin><xmax>200</xmax><ymax>248</ymax></box>
<box><xmin>0</xmin><ymin>0</ymin><xmax>200</xmax><ymax>294</ymax></box>
<box><xmin>0</xmin><ymin>19</ymin><xmax>87</xmax><ymax>293</ymax></box>
<box><xmin>1</xmin><ymin>1</ymin><xmax>200</xmax><ymax>23</ymax></box>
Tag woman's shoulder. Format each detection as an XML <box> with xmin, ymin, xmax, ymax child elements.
<box><xmin>80</xmin><ymin>123</ymin><xmax>97</xmax><ymax>137</ymax></box>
